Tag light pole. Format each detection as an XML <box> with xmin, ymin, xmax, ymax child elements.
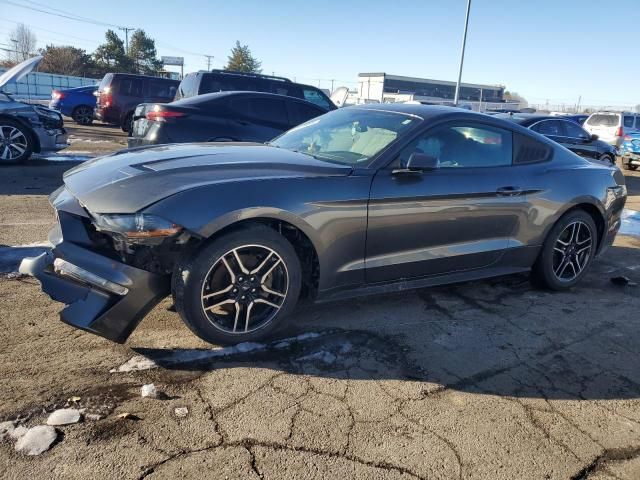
<box><xmin>453</xmin><ymin>0</ymin><xmax>472</xmax><ymax>106</ymax></box>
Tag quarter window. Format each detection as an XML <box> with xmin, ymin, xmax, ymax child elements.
<box><xmin>397</xmin><ymin>123</ymin><xmax>513</xmax><ymax>168</ymax></box>
<box><xmin>302</xmin><ymin>88</ymin><xmax>331</xmax><ymax>110</ymax></box>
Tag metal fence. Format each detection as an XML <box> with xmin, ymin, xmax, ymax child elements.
<box><xmin>0</xmin><ymin>69</ymin><xmax>98</xmax><ymax>99</ymax></box>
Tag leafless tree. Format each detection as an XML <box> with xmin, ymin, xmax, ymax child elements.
<box><xmin>6</xmin><ymin>24</ymin><xmax>37</xmax><ymax>64</ymax></box>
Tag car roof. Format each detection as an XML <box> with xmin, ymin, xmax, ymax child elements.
<box><xmin>494</xmin><ymin>113</ymin><xmax>561</xmax><ymax>125</ymax></box>
<box><xmin>352</xmin><ymin>103</ymin><xmax>489</xmax><ymax>120</ymax></box>
<box><xmin>170</xmin><ymin>90</ymin><xmax>324</xmax><ymax>108</ymax></box>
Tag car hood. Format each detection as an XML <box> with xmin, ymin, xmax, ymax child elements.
<box><xmin>0</xmin><ymin>56</ymin><xmax>42</xmax><ymax>90</ymax></box>
<box><xmin>62</xmin><ymin>142</ymin><xmax>352</xmax><ymax>214</ymax></box>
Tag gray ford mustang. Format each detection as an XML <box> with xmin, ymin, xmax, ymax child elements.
<box><xmin>21</xmin><ymin>105</ymin><xmax>627</xmax><ymax>345</ymax></box>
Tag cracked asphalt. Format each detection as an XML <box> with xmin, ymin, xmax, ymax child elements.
<box><xmin>1</xmin><ymin>128</ymin><xmax>640</xmax><ymax>479</ymax></box>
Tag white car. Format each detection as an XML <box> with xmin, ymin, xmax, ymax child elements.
<box><xmin>583</xmin><ymin>111</ymin><xmax>640</xmax><ymax>148</ymax></box>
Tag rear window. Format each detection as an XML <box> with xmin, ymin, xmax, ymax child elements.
<box><xmin>624</xmin><ymin>116</ymin><xmax>635</xmax><ymax>128</ymax></box>
<box><xmin>98</xmin><ymin>73</ymin><xmax>113</xmax><ymax>91</ymax></box>
<box><xmin>199</xmin><ymin>74</ymin><xmax>264</xmax><ymax>94</ymax></box>
<box><xmin>586</xmin><ymin>114</ymin><xmax>619</xmax><ymax>127</ymax></box>
<box><xmin>148</xmin><ymin>79</ymin><xmax>176</xmax><ymax>99</ymax></box>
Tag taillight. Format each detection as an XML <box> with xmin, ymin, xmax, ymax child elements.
<box><xmin>51</xmin><ymin>90</ymin><xmax>64</xmax><ymax>100</ymax></box>
<box><xmin>100</xmin><ymin>92</ymin><xmax>112</xmax><ymax>108</ymax></box>
<box><xmin>146</xmin><ymin>109</ymin><xmax>186</xmax><ymax>122</ymax></box>
<box><xmin>615</xmin><ymin>127</ymin><xmax>623</xmax><ymax>137</ymax></box>
<box><xmin>624</xmin><ymin>135</ymin><xmax>632</xmax><ymax>141</ymax></box>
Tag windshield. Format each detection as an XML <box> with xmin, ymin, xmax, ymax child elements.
<box><xmin>270</xmin><ymin>108</ymin><xmax>419</xmax><ymax>165</ymax></box>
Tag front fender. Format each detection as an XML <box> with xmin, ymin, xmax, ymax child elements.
<box><xmin>144</xmin><ymin>175</ymin><xmax>372</xmax><ymax>292</ymax></box>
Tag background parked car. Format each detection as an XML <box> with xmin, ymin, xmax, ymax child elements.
<box><xmin>95</xmin><ymin>73</ymin><xmax>179</xmax><ymax>132</ymax></box>
<box><xmin>620</xmin><ymin>132</ymin><xmax>640</xmax><ymax>170</ymax></box>
<box><xmin>128</xmin><ymin>91</ymin><xmax>330</xmax><ymax>148</ymax></box>
<box><xmin>564</xmin><ymin>114</ymin><xmax>589</xmax><ymax>125</ymax></box>
<box><xmin>175</xmin><ymin>70</ymin><xmax>336</xmax><ymax>111</ymax></box>
<box><xmin>49</xmin><ymin>85</ymin><xmax>97</xmax><ymax>125</ymax></box>
<box><xmin>498</xmin><ymin>113</ymin><xmax>617</xmax><ymax>163</ymax></box>
<box><xmin>0</xmin><ymin>56</ymin><xmax>67</xmax><ymax>163</ymax></box>
<box><xmin>583</xmin><ymin>111</ymin><xmax>640</xmax><ymax>147</ymax></box>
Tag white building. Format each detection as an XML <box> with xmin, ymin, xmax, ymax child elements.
<box><xmin>356</xmin><ymin>73</ymin><xmax>520</xmax><ymax>111</ymax></box>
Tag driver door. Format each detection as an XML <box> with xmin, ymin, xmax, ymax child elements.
<box><xmin>366</xmin><ymin>121</ymin><xmax>528</xmax><ymax>283</ymax></box>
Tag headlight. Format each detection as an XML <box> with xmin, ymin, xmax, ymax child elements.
<box><xmin>90</xmin><ymin>213</ymin><xmax>182</xmax><ymax>239</ymax></box>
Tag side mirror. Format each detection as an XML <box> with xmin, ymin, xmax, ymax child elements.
<box><xmin>590</xmin><ymin>134</ymin><xmax>599</xmax><ymax>141</ymax></box>
<box><xmin>393</xmin><ymin>153</ymin><xmax>439</xmax><ymax>174</ymax></box>
<box><xmin>406</xmin><ymin>152</ymin><xmax>439</xmax><ymax>171</ymax></box>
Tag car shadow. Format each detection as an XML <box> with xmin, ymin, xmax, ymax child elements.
<box><xmin>130</xmin><ymin>245</ymin><xmax>640</xmax><ymax>401</ymax></box>
<box><xmin>0</xmin><ymin>162</ymin><xmax>71</xmax><ymax>196</ymax></box>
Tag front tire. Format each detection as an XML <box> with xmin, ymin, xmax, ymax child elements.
<box><xmin>174</xmin><ymin>226</ymin><xmax>302</xmax><ymax>345</ymax></box>
<box><xmin>0</xmin><ymin>119</ymin><xmax>33</xmax><ymax>164</ymax></box>
<box><xmin>531</xmin><ymin>210</ymin><xmax>597</xmax><ymax>290</ymax></box>
<box><xmin>599</xmin><ymin>153</ymin><xmax>614</xmax><ymax>165</ymax></box>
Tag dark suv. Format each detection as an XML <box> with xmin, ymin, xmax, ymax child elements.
<box><xmin>95</xmin><ymin>73</ymin><xmax>179</xmax><ymax>132</ymax></box>
<box><xmin>175</xmin><ymin>70</ymin><xmax>336</xmax><ymax>111</ymax></box>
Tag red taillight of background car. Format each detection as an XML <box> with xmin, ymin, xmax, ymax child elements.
<box><xmin>146</xmin><ymin>109</ymin><xmax>186</xmax><ymax>122</ymax></box>
<box><xmin>624</xmin><ymin>135</ymin><xmax>632</xmax><ymax>141</ymax></box>
<box><xmin>615</xmin><ymin>127</ymin><xmax>623</xmax><ymax>137</ymax></box>
<box><xmin>51</xmin><ymin>90</ymin><xmax>64</xmax><ymax>100</ymax></box>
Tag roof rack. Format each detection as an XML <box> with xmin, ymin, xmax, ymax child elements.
<box><xmin>206</xmin><ymin>69</ymin><xmax>292</xmax><ymax>83</ymax></box>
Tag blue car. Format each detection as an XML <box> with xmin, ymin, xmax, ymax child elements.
<box><xmin>621</xmin><ymin>133</ymin><xmax>640</xmax><ymax>171</ymax></box>
<box><xmin>49</xmin><ymin>85</ymin><xmax>97</xmax><ymax>125</ymax></box>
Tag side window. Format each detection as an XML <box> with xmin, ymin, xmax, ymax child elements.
<box><xmin>248</xmin><ymin>98</ymin><xmax>288</xmax><ymax>124</ymax></box>
<box><xmin>624</xmin><ymin>116</ymin><xmax>634</xmax><ymax>128</ymax></box>
<box><xmin>302</xmin><ymin>88</ymin><xmax>331</xmax><ymax>110</ymax></box>
<box><xmin>147</xmin><ymin>80</ymin><xmax>173</xmax><ymax>98</ymax></box>
<box><xmin>289</xmin><ymin>101</ymin><xmax>324</xmax><ymax>125</ymax></box>
<box><xmin>228</xmin><ymin>98</ymin><xmax>251</xmax><ymax>116</ymax></box>
<box><xmin>562</xmin><ymin>120</ymin><xmax>590</xmax><ymax>140</ymax></box>
<box><xmin>119</xmin><ymin>78</ymin><xmax>142</xmax><ymax>97</ymax></box>
<box><xmin>635</xmin><ymin>116</ymin><xmax>640</xmax><ymax>129</ymax></box>
<box><xmin>531</xmin><ymin>120</ymin><xmax>564</xmax><ymax>137</ymax></box>
<box><xmin>513</xmin><ymin>133</ymin><xmax>552</xmax><ymax>164</ymax></box>
<box><xmin>396</xmin><ymin>123</ymin><xmax>513</xmax><ymax>168</ymax></box>
<box><xmin>176</xmin><ymin>74</ymin><xmax>195</xmax><ymax>99</ymax></box>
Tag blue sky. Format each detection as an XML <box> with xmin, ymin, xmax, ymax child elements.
<box><xmin>0</xmin><ymin>0</ymin><xmax>638</xmax><ymax>108</ymax></box>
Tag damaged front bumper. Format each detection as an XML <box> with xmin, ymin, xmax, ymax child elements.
<box><xmin>19</xmin><ymin>191</ymin><xmax>169</xmax><ymax>343</ymax></box>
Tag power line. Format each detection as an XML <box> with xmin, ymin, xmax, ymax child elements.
<box><xmin>0</xmin><ymin>0</ymin><xmax>125</xmax><ymax>29</ymax></box>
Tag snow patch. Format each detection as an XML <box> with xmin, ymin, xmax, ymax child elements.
<box><xmin>174</xmin><ymin>407</ymin><xmax>189</xmax><ymax>418</ymax></box>
<box><xmin>295</xmin><ymin>350</ymin><xmax>337</xmax><ymax>364</ymax></box>
<box><xmin>111</xmin><ymin>331</ymin><xmax>326</xmax><ymax>372</ymax></box>
<box><xmin>141</xmin><ymin>384</ymin><xmax>158</xmax><ymax>398</ymax></box>
<box><xmin>14</xmin><ymin>426</ymin><xmax>57</xmax><ymax>455</ymax></box>
<box><xmin>181</xmin><ymin>269</ymin><xmax>190</xmax><ymax>283</ymax></box>
<box><xmin>46</xmin><ymin>409</ymin><xmax>81</xmax><ymax>426</ymax></box>
<box><xmin>620</xmin><ymin>209</ymin><xmax>640</xmax><ymax>237</ymax></box>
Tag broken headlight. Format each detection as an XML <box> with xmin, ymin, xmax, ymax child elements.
<box><xmin>90</xmin><ymin>213</ymin><xmax>182</xmax><ymax>240</ymax></box>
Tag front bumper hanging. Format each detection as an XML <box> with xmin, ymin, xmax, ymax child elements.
<box><xmin>20</xmin><ymin>225</ymin><xmax>170</xmax><ymax>344</ymax></box>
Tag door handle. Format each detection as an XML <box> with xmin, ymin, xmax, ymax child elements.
<box><xmin>496</xmin><ymin>186</ymin><xmax>523</xmax><ymax>196</ymax></box>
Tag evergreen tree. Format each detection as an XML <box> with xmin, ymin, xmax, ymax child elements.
<box><xmin>225</xmin><ymin>41</ymin><xmax>262</xmax><ymax>73</ymax></box>
<box><xmin>93</xmin><ymin>30</ymin><xmax>132</xmax><ymax>74</ymax></box>
<box><xmin>128</xmin><ymin>29</ymin><xmax>162</xmax><ymax>75</ymax></box>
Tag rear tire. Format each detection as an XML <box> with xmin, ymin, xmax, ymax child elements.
<box><xmin>71</xmin><ymin>105</ymin><xmax>93</xmax><ymax>125</ymax></box>
<box><xmin>599</xmin><ymin>153</ymin><xmax>614</xmax><ymax>164</ymax></box>
<box><xmin>531</xmin><ymin>210</ymin><xmax>597</xmax><ymax>290</ymax></box>
<box><xmin>174</xmin><ymin>226</ymin><xmax>302</xmax><ymax>345</ymax></box>
<box><xmin>0</xmin><ymin>119</ymin><xmax>33</xmax><ymax>164</ymax></box>
<box><xmin>121</xmin><ymin>112</ymin><xmax>133</xmax><ymax>133</ymax></box>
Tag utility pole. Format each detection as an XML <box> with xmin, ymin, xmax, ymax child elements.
<box><xmin>453</xmin><ymin>0</ymin><xmax>472</xmax><ymax>106</ymax></box>
<box><xmin>204</xmin><ymin>55</ymin><xmax>214</xmax><ymax>71</ymax></box>
<box><xmin>331</xmin><ymin>79</ymin><xmax>335</xmax><ymax>93</ymax></box>
<box><xmin>119</xmin><ymin>27</ymin><xmax>134</xmax><ymax>55</ymax></box>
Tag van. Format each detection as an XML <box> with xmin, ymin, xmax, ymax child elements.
<box><xmin>583</xmin><ymin>111</ymin><xmax>640</xmax><ymax>147</ymax></box>
<box><xmin>94</xmin><ymin>73</ymin><xmax>179</xmax><ymax>132</ymax></box>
